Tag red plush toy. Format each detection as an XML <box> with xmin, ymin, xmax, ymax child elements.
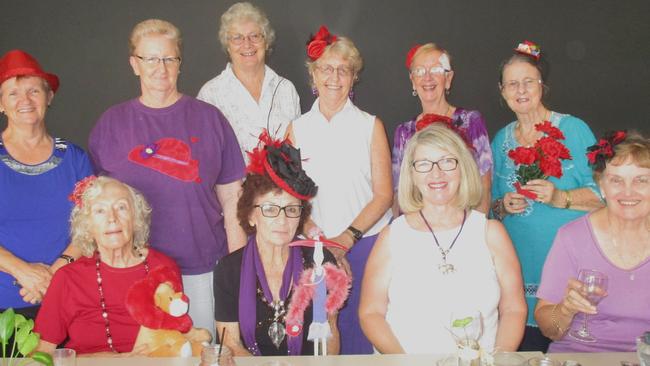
<box><xmin>125</xmin><ymin>266</ymin><xmax>212</xmax><ymax>357</ymax></box>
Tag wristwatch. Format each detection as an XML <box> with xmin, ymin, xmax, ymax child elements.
<box><xmin>346</xmin><ymin>225</ymin><xmax>363</xmax><ymax>242</ymax></box>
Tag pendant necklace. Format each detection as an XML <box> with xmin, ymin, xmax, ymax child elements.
<box><xmin>419</xmin><ymin>210</ymin><xmax>467</xmax><ymax>274</ymax></box>
<box><xmin>257</xmin><ymin>287</ymin><xmax>288</xmax><ymax>348</ymax></box>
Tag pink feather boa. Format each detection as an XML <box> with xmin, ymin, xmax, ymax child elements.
<box><xmin>285</xmin><ymin>263</ymin><xmax>350</xmax><ymax>336</ymax></box>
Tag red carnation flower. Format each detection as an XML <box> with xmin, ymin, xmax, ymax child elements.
<box><xmin>68</xmin><ymin>175</ymin><xmax>98</xmax><ymax>207</ymax></box>
<box><xmin>508</xmin><ymin>146</ymin><xmax>539</xmax><ymax>165</ymax></box>
<box><xmin>539</xmin><ymin>155</ymin><xmax>563</xmax><ymax>178</ymax></box>
<box><xmin>535</xmin><ymin>121</ymin><xmax>565</xmax><ymax>140</ymax></box>
<box><xmin>536</xmin><ymin>137</ymin><xmax>571</xmax><ymax>159</ymax></box>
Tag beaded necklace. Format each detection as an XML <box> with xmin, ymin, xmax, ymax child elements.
<box><xmin>95</xmin><ymin>252</ymin><xmax>149</xmax><ymax>352</ymax></box>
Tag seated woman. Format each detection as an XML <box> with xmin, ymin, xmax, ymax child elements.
<box><xmin>35</xmin><ymin>176</ymin><xmax>210</xmax><ymax>355</ymax></box>
<box><xmin>535</xmin><ymin>130</ymin><xmax>650</xmax><ymax>352</ymax></box>
<box><xmin>213</xmin><ymin>133</ymin><xmax>341</xmax><ymax>356</ymax></box>
<box><xmin>359</xmin><ymin>124</ymin><xmax>526</xmax><ymax>354</ymax></box>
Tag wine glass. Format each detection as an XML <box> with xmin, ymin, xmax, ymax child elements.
<box><xmin>448</xmin><ymin>310</ymin><xmax>483</xmax><ymax>363</ymax></box>
<box><xmin>569</xmin><ymin>269</ymin><xmax>608</xmax><ymax>343</ymax></box>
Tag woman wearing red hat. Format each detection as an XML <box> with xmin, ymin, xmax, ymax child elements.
<box><xmin>0</xmin><ymin>50</ymin><xmax>92</xmax><ymax>319</ymax></box>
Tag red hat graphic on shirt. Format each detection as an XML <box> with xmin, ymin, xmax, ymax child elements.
<box><xmin>128</xmin><ymin>137</ymin><xmax>200</xmax><ymax>183</ymax></box>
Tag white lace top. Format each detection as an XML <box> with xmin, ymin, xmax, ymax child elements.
<box><xmin>197</xmin><ymin>63</ymin><xmax>301</xmax><ymax>162</ymax></box>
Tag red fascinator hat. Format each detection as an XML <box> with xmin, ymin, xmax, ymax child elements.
<box><xmin>247</xmin><ymin>130</ymin><xmax>318</xmax><ymax>200</ymax></box>
<box><xmin>0</xmin><ymin>50</ymin><xmax>60</xmax><ymax>93</ymax></box>
<box><xmin>405</xmin><ymin>44</ymin><xmax>422</xmax><ymax>69</ymax></box>
<box><xmin>586</xmin><ymin>130</ymin><xmax>627</xmax><ymax>172</ymax></box>
<box><xmin>306</xmin><ymin>25</ymin><xmax>337</xmax><ymax>61</ymax></box>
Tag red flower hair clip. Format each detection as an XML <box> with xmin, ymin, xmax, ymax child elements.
<box><xmin>306</xmin><ymin>25</ymin><xmax>337</xmax><ymax>61</ymax></box>
<box><xmin>586</xmin><ymin>130</ymin><xmax>627</xmax><ymax>171</ymax></box>
<box><xmin>405</xmin><ymin>44</ymin><xmax>422</xmax><ymax>69</ymax></box>
<box><xmin>514</xmin><ymin>40</ymin><xmax>541</xmax><ymax>60</ymax></box>
<box><xmin>68</xmin><ymin>175</ymin><xmax>97</xmax><ymax>207</ymax></box>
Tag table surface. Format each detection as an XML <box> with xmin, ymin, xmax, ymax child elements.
<box><xmin>27</xmin><ymin>351</ymin><xmax>638</xmax><ymax>366</ymax></box>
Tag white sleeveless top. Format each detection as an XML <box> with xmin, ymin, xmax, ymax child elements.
<box><xmin>292</xmin><ymin>98</ymin><xmax>391</xmax><ymax>237</ymax></box>
<box><xmin>385</xmin><ymin>211</ymin><xmax>500</xmax><ymax>354</ymax></box>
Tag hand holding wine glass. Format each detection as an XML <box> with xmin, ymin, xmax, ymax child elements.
<box><xmin>568</xmin><ymin>269</ymin><xmax>608</xmax><ymax>343</ymax></box>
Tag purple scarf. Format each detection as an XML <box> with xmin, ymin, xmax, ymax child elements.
<box><xmin>239</xmin><ymin>235</ymin><xmax>303</xmax><ymax>355</ymax></box>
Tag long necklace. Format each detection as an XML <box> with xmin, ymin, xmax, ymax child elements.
<box><xmin>419</xmin><ymin>210</ymin><xmax>467</xmax><ymax>274</ymax></box>
<box><xmin>257</xmin><ymin>287</ymin><xmax>288</xmax><ymax>348</ymax></box>
<box><xmin>95</xmin><ymin>252</ymin><xmax>149</xmax><ymax>352</ymax></box>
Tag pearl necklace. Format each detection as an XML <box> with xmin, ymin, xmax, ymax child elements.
<box><xmin>95</xmin><ymin>252</ymin><xmax>149</xmax><ymax>352</ymax></box>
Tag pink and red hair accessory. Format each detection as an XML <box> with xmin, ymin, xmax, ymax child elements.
<box><xmin>514</xmin><ymin>40</ymin><xmax>541</xmax><ymax>60</ymax></box>
<box><xmin>415</xmin><ymin>113</ymin><xmax>475</xmax><ymax>151</ymax></box>
<box><xmin>306</xmin><ymin>25</ymin><xmax>337</xmax><ymax>61</ymax></box>
<box><xmin>405</xmin><ymin>44</ymin><xmax>422</xmax><ymax>69</ymax></box>
<box><xmin>68</xmin><ymin>175</ymin><xmax>97</xmax><ymax>207</ymax></box>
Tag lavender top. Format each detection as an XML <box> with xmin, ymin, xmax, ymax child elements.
<box><xmin>391</xmin><ymin>107</ymin><xmax>493</xmax><ymax>191</ymax></box>
<box><xmin>537</xmin><ymin>214</ymin><xmax>650</xmax><ymax>352</ymax></box>
<box><xmin>89</xmin><ymin>96</ymin><xmax>245</xmax><ymax>275</ymax></box>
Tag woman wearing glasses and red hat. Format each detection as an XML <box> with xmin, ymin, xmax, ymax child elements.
<box><xmin>0</xmin><ymin>50</ymin><xmax>92</xmax><ymax>318</ymax></box>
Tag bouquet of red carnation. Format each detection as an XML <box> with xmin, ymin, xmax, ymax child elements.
<box><xmin>507</xmin><ymin>121</ymin><xmax>572</xmax><ymax>199</ymax></box>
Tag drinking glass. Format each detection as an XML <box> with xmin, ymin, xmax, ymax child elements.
<box><xmin>447</xmin><ymin>310</ymin><xmax>483</xmax><ymax>365</ymax></box>
<box><xmin>52</xmin><ymin>348</ymin><xmax>76</xmax><ymax>366</ymax></box>
<box><xmin>638</xmin><ymin>335</ymin><xmax>650</xmax><ymax>366</ymax></box>
<box><xmin>568</xmin><ymin>269</ymin><xmax>608</xmax><ymax>343</ymax></box>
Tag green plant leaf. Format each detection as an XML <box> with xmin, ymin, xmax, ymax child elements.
<box><xmin>0</xmin><ymin>308</ymin><xmax>16</xmax><ymax>345</ymax></box>
<box><xmin>14</xmin><ymin>314</ymin><xmax>27</xmax><ymax>329</ymax></box>
<box><xmin>31</xmin><ymin>351</ymin><xmax>54</xmax><ymax>366</ymax></box>
<box><xmin>452</xmin><ymin>317</ymin><xmax>473</xmax><ymax>328</ymax></box>
<box><xmin>15</xmin><ymin>322</ymin><xmax>31</xmax><ymax>345</ymax></box>
<box><xmin>18</xmin><ymin>332</ymin><xmax>39</xmax><ymax>356</ymax></box>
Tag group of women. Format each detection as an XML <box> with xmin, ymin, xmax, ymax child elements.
<box><xmin>0</xmin><ymin>0</ymin><xmax>648</xmax><ymax>359</ymax></box>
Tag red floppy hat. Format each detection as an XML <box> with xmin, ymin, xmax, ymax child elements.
<box><xmin>0</xmin><ymin>50</ymin><xmax>60</xmax><ymax>93</ymax></box>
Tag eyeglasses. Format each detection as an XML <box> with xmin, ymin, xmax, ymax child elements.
<box><xmin>315</xmin><ymin>64</ymin><xmax>353</xmax><ymax>77</ymax></box>
<box><xmin>412</xmin><ymin>158</ymin><xmax>459</xmax><ymax>173</ymax></box>
<box><xmin>228</xmin><ymin>32</ymin><xmax>265</xmax><ymax>45</ymax></box>
<box><xmin>135</xmin><ymin>55</ymin><xmax>182</xmax><ymax>67</ymax></box>
<box><xmin>254</xmin><ymin>204</ymin><xmax>303</xmax><ymax>218</ymax></box>
<box><xmin>500</xmin><ymin>78</ymin><xmax>542</xmax><ymax>93</ymax></box>
<box><xmin>410</xmin><ymin>66</ymin><xmax>449</xmax><ymax>78</ymax></box>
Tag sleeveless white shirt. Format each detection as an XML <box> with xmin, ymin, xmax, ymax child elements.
<box><xmin>292</xmin><ymin>99</ymin><xmax>391</xmax><ymax>237</ymax></box>
<box><xmin>385</xmin><ymin>211</ymin><xmax>500</xmax><ymax>354</ymax></box>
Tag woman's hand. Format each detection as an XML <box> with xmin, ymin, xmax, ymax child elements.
<box><xmin>522</xmin><ymin>179</ymin><xmax>557</xmax><ymax>205</ymax></box>
<box><xmin>502</xmin><ymin>191</ymin><xmax>529</xmax><ymax>214</ymax></box>
<box><xmin>327</xmin><ymin>233</ymin><xmax>353</xmax><ymax>275</ymax></box>
<box><xmin>559</xmin><ymin>278</ymin><xmax>603</xmax><ymax>316</ymax></box>
<box><xmin>14</xmin><ymin>262</ymin><xmax>52</xmax><ymax>303</ymax></box>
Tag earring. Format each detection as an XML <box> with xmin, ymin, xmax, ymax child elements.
<box><xmin>445</xmin><ymin>88</ymin><xmax>450</xmax><ymax>95</ymax></box>
<box><xmin>412</xmin><ymin>89</ymin><xmax>418</xmax><ymax>97</ymax></box>
<box><xmin>311</xmin><ymin>86</ymin><xmax>319</xmax><ymax>96</ymax></box>
<box><xmin>348</xmin><ymin>88</ymin><xmax>355</xmax><ymax>101</ymax></box>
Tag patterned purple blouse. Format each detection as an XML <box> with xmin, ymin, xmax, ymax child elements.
<box><xmin>391</xmin><ymin>107</ymin><xmax>493</xmax><ymax>191</ymax></box>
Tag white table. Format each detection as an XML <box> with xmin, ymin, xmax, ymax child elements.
<box><xmin>547</xmin><ymin>352</ymin><xmax>638</xmax><ymax>365</ymax></box>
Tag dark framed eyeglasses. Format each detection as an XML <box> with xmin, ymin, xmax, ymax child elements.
<box><xmin>134</xmin><ymin>55</ymin><xmax>182</xmax><ymax>66</ymax></box>
<box><xmin>254</xmin><ymin>204</ymin><xmax>303</xmax><ymax>218</ymax></box>
<box><xmin>412</xmin><ymin>158</ymin><xmax>459</xmax><ymax>173</ymax></box>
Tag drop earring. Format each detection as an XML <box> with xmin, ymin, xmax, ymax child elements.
<box><xmin>412</xmin><ymin>89</ymin><xmax>417</xmax><ymax>97</ymax></box>
<box><xmin>348</xmin><ymin>88</ymin><xmax>355</xmax><ymax>101</ymax></box>
<box><xmin>311</xmin><ymin>86</ymin><xmax>319</xmax><ymax>96</ymax></box>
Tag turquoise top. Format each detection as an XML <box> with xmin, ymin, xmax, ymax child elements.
<box><xmin>491</xmin><ymin>112</ymin><xmax>599</xmax><ymax>326</ymax></box>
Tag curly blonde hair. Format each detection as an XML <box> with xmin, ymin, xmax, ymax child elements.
<box><xmin>70</xmin><ymin>176</ymin><xmax>152</xmax><ymax>256</ymax></box>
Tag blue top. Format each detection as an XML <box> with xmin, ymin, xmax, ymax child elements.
<box><xmin>491</xmin><ymin>112</ymin><xmax>599</xmax><ymax>326</ymax></box>
<box><xmin>0</xmin><ymin>137</ymin><xmax>92</xmax><ymax>309</ymax></box>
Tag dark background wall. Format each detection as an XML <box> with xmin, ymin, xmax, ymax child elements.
<box><xmin>2</xmin><ymin>0</ymin><xmax>648</xmax><ymax>149</ymax></box>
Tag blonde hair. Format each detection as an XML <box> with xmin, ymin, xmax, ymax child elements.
<box><xmin>70</xmin><ymin>176</ymin><xmax>152</xmax><ymax>256</ymax></box>
<box><xmin>594</xmin><ymin>130</ymin><xmax>650</xmax><ymax>182</ymax></box>
<box><xmin>410</xmin><ymin>42</ymin><xmax>452</xmax><ymax>70</ymax></box>
<box><xmin>306</xmin><ymin>36</ymin><xmax>363</xmax><ymax>84</ymax></box>
<box><xmin>398</xmin><ymin>124</ymin><xmax>482</xmax><ymax>213</ymax></box>
<box><xmin>129</xmin><ymin>19</ymin><xmax>182</xmax><ymax>55</ymax></box>
<box><xmin>218</xmin><ymin>2</ymin><xmax>275</xmax><ymax>52</ymax></box>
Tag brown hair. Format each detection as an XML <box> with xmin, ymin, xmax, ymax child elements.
<box><xmin>237</xmin><ymin>174</ymin><xmax>312</xmax><ymax>235</ymax></box>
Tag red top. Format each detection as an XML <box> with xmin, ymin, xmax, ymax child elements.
<box><xmin>35</xmin><ymin>249</ymin><xmax>180</xmax><ymax>354</ymax></box>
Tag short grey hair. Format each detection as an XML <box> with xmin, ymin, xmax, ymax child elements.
<box><xmin>70</xmin><ymin>176</ymin><xmax>152</xmax><ymax>256</ymax></box>
<box><xmin>218</xmin><ymin>2</ymin><xmax>275</xmax><ymax>52</ymax></box>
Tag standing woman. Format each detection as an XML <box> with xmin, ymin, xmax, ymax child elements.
<box><xmin>89</xmin><ymin>19</ymin><xmax>246</xmax><ymax>338</ymax></box>
<box><xmin>198</xmin><ymin>2</ymin><xmax>301</xmax><ymax>161</ymax></box>
<box><xmin>490</xmin><ymin>41</ymin><xmax>603</xmax><ymax>351</ymax></box>
<box><xmin>286</xmin><ymin>26</ymin><xmax>393</xmax><ymax>354</ymax></box>
<box><xmin>0</xmin><ymin>50</ymin><xmax>92</xmax><ymax>317</ymax></box>
<box><xmin>393</xmin><ymin>43</ymin><xmax>493</xmax><ymax>214</ymax></box>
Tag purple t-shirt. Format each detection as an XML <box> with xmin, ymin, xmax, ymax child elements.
<box><xmin>391</xmin><ymin>107</ymin><xmax>493</xmax><ymax>191</ymax></box>
<box><xmin>89</xmin><ymin>96</ymin><xmax>245</xmax><ymax>275</ymax></box>
<box><xmin>537</xmin><ymin>214</ymin><xmax>650</xmax><ymax>352</ymax></box>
